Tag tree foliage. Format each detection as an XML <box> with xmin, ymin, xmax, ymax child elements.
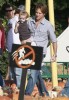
<box><xmin>0</xmin><ymin>51</ymin><xmax>9</xmax><ymax>78</ymax></box>
<box><xmin>54</xmin><ymin>0</ymin><xmax>69</xmax><ymax>10</ymax></box>
<box><xmin>0</xmin><ymin>0</ymin><xmax>8</xmax><ymax>7</ymax></box>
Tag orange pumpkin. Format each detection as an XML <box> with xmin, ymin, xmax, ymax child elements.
<box><xmin>11</xmin><ymin>83</ymin><xmax>17</xmax><ymax>90</ymax></box>
<box><xmin>0</xmin><ymin>96</ymin><xmax>10</xmax><ymax>100</ymax></box>
<box><xmin>51</xmin><ymin>97</ymin><xmax>69</xmax><ymax>100</ymax></box>
<box><xmin>12</xmin><ymin>93</ymin><xmax>19</xmax><ymax>100</ymax></box>
<box><xmin>58</xmin><ymin>82</ymin><xmax>65</xmax><ymax>89</ymax></box>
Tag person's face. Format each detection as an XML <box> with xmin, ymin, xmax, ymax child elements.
<box><xmin>19</xmin><ymin>14</ymin><xmax>26</xmax><ymax>22</ymax></box>
<box><xmin>35</xmin><ymin>8</ymin><xmax>45</xmax><ymax>21</ymax></box>
<box><xmin>6</xmin><ymin>8</ymin><xmax>15</xmax><ymax>19</ymax></box>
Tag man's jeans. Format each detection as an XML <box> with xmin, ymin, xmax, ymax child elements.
<box><xmin>0</xmin><ymin>73</ymin><xmax>3</xmax><ymax>87</ymax></box>
<box><xmin>61</xmin><ymin>78</ymin><xmax>69</xmax><ymax>97</ymax></box>
<box><xmin>9</xmin><ymin>53</ymin><xmax>22</xmax><ymax>88</ymax></box>
<box><xmin>25</xmin><ymin>69</ymin><xmax>49</xmax><ymax>96</ymax></box>
<box><xmin>15</xmin><ymin>68</ymin><xmax>22</xmax><ymax>88</ymax></box>
<box><xmin>0</xmin><ymin>48</ymin><xmax>2</xmax><ymax>55</ymax></box>
<box><xmin>10</xmin><ymin>67</ymin><xmax>22</xmax><ymax>88</ymax></box>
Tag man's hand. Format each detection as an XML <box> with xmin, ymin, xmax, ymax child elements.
<box><xmin>50</xmin><ymin>55</ymin><xmax>57</xmax><ymax>62</ymax></box>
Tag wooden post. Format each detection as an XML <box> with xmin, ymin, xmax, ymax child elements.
<box><xmin>48</xmin><ymin>0</ymin><xmax>58</xmax><ymax>87</ymax></box>
<box><xmin>18</xmin><ymin>69</ymin><xmax>27</xmax><ymax>100</ymax></box>
<box><xmin>25</xmin><ymin>0</ymin><xmax>31</xmax><ymax>15</ymax></box>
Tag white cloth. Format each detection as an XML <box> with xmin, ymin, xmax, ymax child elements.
<box><xmin>6</xmin><ymin>15</ymin><xmax>21</xmax><ymax>52</ymax></box>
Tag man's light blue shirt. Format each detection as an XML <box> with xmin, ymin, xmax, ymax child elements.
<box><xmin>28</xmin><ymin>17</ymin><xmax>57</xmax><ymax>54</ymax></box>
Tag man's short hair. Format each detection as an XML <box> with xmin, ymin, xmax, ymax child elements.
<box><xmin>35</xmin><ymin>3</ymin><xmax>47</xmax><ymax>15</ymax></box>
<box><xmin>5</xmin><ymin>4</ymin><xmax>14</xmax><ymax>12</ymax></box>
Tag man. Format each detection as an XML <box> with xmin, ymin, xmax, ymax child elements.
<box><xmin>5</xmin><ymin>4</ymin><xmax>22</xmax><ymax>87</ymax></box>
<box><xmin>0</xmin><ymin>74</ymin><xmax>3</xmax><ymax>86</ymax></box>
<box><xmin>25</xmin><ymin>3</ymin><xmax>57</xmax><ymax>96</ymax></box>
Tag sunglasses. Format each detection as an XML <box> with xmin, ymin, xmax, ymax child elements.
<box><xmin>6</xmin><ymin>10</ymin><xmax>13</xmax><ymax>12</ymax></box>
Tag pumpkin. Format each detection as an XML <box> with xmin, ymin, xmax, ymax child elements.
<box><xmin>12</xmin><ymin>93</ymin><xmax>19</xmax><ymax>100</ymax></box>
<box><xmin>11</xmin><ymin>84</ymin><xmax>19</xmax><ymax>93</ymax></box>
<box><xmin>51</xmin><ymin>97</ymin><xmax>69</xmax><ymax>100</ymax></box>
<box><xmin>46</xmin><ymin>82</ymin><xmax>53</xmax><ymax>91</ymax></box>
<box><xmin>2</xmin><ymin>86</ymin><xmax>12</xmax><ymax>95</ymax></box>
<box><xmin>39</xmin><ymin>96</ymin><xmax>51</xmax><ymax>100</ymax></box>
<box><xmin>0</xmin><ymin>96</ymin><xmax>10</xmax><ymax>100</ymax></box>
<box><xmin>58</xmin><ymin>82</ymin><xmax>65</xmax><ymax>89</ymax></box>
<box><xmin>11</xmin><ymin>84</ymin><xmax>16</xmax><ymax>90</ymax></box>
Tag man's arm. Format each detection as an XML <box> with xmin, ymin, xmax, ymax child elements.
<box><xmin>53</xmin><ymin>42</ymin><xmax>57</xmax><ymax>57</ymax></box>
<box><xmin>51</xmin><ymin>42</ymin><xmax>57</xmax><ymax>62</ymax></box>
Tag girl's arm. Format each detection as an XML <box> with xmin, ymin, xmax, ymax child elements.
<box><xmin>14</xmin><ymin>22</ymin><xmax>19</xmax><ymax>33</ymax></box>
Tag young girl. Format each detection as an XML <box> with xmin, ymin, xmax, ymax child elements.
<box><xmin>14</xmin><ymin>11</ymin><xmax>31</xmax><ymax>44</ymax></box>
